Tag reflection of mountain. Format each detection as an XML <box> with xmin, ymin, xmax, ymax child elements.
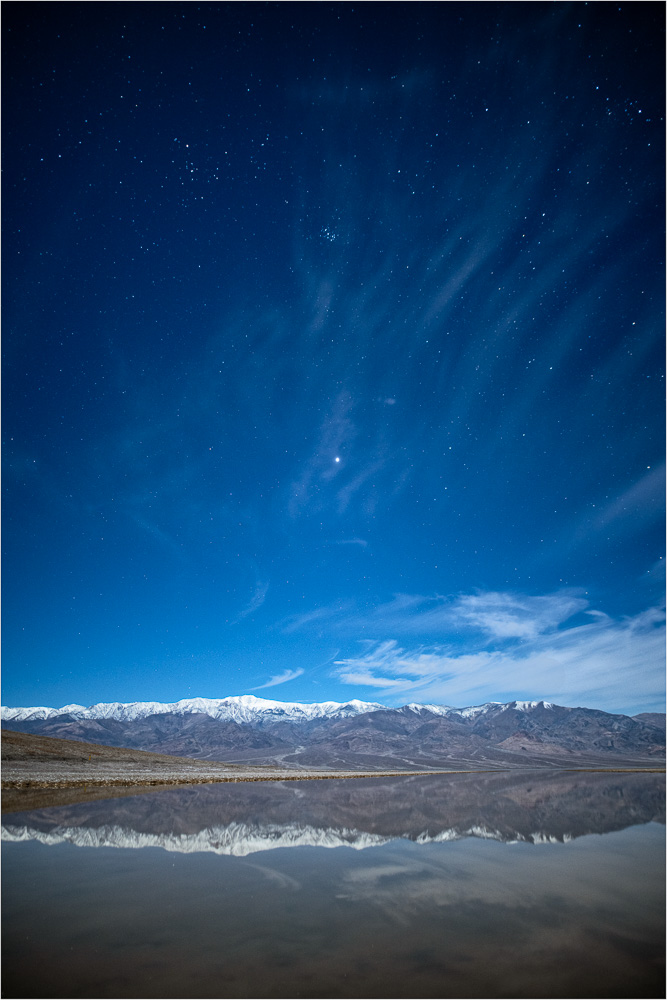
<box><xmin>3</xmin><ymin>771</ymin><xmax>663</xmax><ymax>856</ymax></box>
<box><xmin>2</xmin><ymin>821</ymin><xmax>392</xmax><ymax>855</ymax></box>
<box><xmin>3</xmin><ymin>698</ymin><xmax>665</xmax><ymax>769</ymax></box>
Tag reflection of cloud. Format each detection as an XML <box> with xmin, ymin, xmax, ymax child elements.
<box><xmin>334</xmin><ymin>832</ymin><xmax>662</xmax><ymax>929</ymax></box>
<box><xmin>252</xmin><ymin>668</ymin><xmax>304</xmax><ymax>691</ymax></box>
<box><xmin>333</xmin><ymin>601</ymin><xmax>665</xmax><ymax>713</ymax></box>
<box><xmin>242</xmin><ymin>863</ymin><xmax>301</xmax><ymax>891</ymax></box>
<box><xmin>336</xmin><ymin>854</ymin><xmax>497</xmax><ymax>916</ymax></box>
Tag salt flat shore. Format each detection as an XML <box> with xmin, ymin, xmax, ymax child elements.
<box><xmin>1</xmin><ymin>730</ymin><xmax>436</xmax><ymax>797</ymax></box>
<box><xmin>3</xmin><ymin>730</ymin><xmax>662</xmax><ymax>816</ymax></box>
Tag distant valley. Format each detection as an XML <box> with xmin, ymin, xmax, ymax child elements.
<box><xmin>2</xmin><ymin>696</ymin><xmax>664</xmax><ymax>770</ymax></box>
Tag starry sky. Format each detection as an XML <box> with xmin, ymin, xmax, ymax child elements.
<box><xmin>3</xmin><ymin>3</ymin><xmax>664</xmax><ymax>715</ymax></box>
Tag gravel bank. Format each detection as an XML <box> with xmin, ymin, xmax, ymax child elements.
<box><xmin>1</xmin><ymin>729</ymin><xmax>438</xmax><ymax>790</ymax></box>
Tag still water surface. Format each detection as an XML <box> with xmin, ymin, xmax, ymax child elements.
<box><xmin>2</xmin><ymin>771</ymin><xmax>664</xmax><ymax>998</ymax></box>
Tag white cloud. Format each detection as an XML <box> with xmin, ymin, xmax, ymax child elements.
<box><xmin>450</xmin><ymin>590</ymin><xmax>587</xmax><ymax>639</ymax></box>
<box><xmin>286</xmin><ymin>587</ymin><xmax>588</xmax><ymax>641</ymax></box>
<box><xmin>252</xmin><ymin>668</ymin><xmax>305</xmax><ymax>691</ymax></box>
<box><xmin>333</xmin><ymin>593</ymin><xmax>665</xmax><ymax>714</ymax></box>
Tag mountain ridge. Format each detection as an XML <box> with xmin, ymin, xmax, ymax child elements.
<box><xmin>1</xmin><ymin>694</ymin><xmax>387</xmax><ymax>725</ymax></box>
<box><xmin>0</xmin><ymin>694</ymin><xmax>573</xmax><ymax>725</ymax></box>
<box><xmin>3</xmin><ymin>696</ymin><xmax>664</xmax><ymax>770</ymax></box>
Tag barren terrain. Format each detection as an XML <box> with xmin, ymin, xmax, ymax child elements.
<box><xmin>1</xmin><ymin>730</ymin><xmax>446</xmax><ymax>812</ymax></box>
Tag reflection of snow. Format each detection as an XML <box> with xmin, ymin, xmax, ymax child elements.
<box><xmin>0</xmin><ymin>820</ymin><xmax>575</xmax><ymax>856</ymax></box>
<box><xmin>1</xmin><ymin>821</ymin><xmax>390</xmax><ymax>856</ymax></box>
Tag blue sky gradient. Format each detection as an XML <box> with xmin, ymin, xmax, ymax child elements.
<box><xmin>3</xmin><ymin>3</ymin><xmax>664</xmax><ymax>714</ymax></box>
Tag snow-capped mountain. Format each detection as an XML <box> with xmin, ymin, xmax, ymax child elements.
<box><xmin>0</xmin><ymin>695</ymin><xmax>557</xmax><ymax>725</ymax></box>
<box><xmin>2</xmin><ymin>696</ymin><xmax>664</xmax><ymax>769</ymax></box>
<box><xmin>0</xmin><ymin>694</ymin><xmax>387</xmax><ymax>725</ymax></box>
<box><xmin>402</xmin><ymin>699</ymin><xmax>554</xmax><ymax>720</ymax></box>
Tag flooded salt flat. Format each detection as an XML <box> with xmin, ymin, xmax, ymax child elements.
<box><xmin>2</xmin><ymin>771</ymin><xmax>665</xmax><ymax>998</ymax></box>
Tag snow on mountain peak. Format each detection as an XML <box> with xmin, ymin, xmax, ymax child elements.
<box><xmin>0</xmin><ymin>695</ymin><xmax>388</xmax><ymax>725</ymax></box>
<box><xmin>455</xmin><ymin>702</ymin><xmax>504</xmax><ymax>719</ymax></box>
<box><xmin>0</xmin><ymin>695</ymin><xmax>560</xmax><ymax>726</ymax></box>
<box><xmin>405</xmin><ymin>703</ymin><xmax>455</xmax><ymax>717</ymax></box>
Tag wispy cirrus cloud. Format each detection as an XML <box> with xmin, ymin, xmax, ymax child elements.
<box><xmin>592</xmin><ymin>464</ymin><xmax>665</xmax><ymax>533</ymax></box>
<box><xmin>281</xmin><ymin>601</ymin><xmax>355</xmax><ymax>635</ymax></box>
<box><xmin>252</xmin><ymin>668</ymin><xmax>305</xmax><ymax>691</ymax></box>
<box><xmin>238</xmin><ymin>580</ymin><xmax>270</xmax><ymax>619</ymax></box>
<box><xmin>288</xmin><ymin>392</ymin><xmax>356</xmax><ymax>519</ymax></box>
<box><xmin>283</xmin><ymin>587</ymin><xmax>589</xmax><ymax>641</ymax></box>
<box><xmin>287</xmin><ymin>391</ymin><xmax>389</xmax><ymax>521</ymax></box>
<box><xmin>557</xmin><ymin>465</ymin><xmax>667</xmax><ymax>561</ymax></box>
<box><xmin>333</xmin><ymin>601</ymin><xmax>665</xmax><ymax>715</ymax></box>
<box><xmin>450</xmin><ymin>590</ymin><xmax>588</xmax><ymax>640</ymax></box>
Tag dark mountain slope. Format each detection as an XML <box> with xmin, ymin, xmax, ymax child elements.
<box><xmin>3</xmin><ymin>701</ymin><xmax>664</xmax><ymax>770</ymax></box>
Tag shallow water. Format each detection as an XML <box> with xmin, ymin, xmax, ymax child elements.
<box><xmin>2</xmin><ymin>771</ymin><xmax>665</xmax><ymax>998</ymax></box>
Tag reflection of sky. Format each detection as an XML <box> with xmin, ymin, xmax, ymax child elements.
<box><xmin>3</xmin><ymin>824</ymin><xmax>664</xmax><ymax>999</ymax></box>
<box><xmin>3</xmin><ymin>5</ymin><xmax>664</xmax><ymax>713</ymax></box>
<box><xmin>335</xmin><ymin>826</ymin><xmax>665</xmax><ymax>918</ymax></box>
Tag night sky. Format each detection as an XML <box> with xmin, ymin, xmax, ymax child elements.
<box><xmin>3</xmin><ymin>3</ymin><xmax>664</xmax><ymax>715</ymax></box>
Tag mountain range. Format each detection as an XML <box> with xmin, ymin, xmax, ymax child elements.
<box><xmin>2</xmin><ymin>695</ymin><xmax>664</xmax><ymax>769</ymax></box>
<box><xmin>1</xmin><ymin>695</ymin><xmax>665</xmax><ymax>770</ymax></box>
<box><xmin>1</xmin><ymin>694</ymin><xmax>385</xmax><ymax>725</ymax></box>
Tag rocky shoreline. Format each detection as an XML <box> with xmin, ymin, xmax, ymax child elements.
<box><xmin>1</xmin><ymin>730</ymin><xmax>442</xmax><ymax>811</ymax></box>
